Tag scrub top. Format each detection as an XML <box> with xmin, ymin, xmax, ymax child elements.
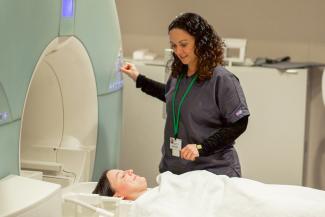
<box><xmin>159</xmin><ymin>66</ymin><xmax>250</xmax><ymax>176</ymax></box>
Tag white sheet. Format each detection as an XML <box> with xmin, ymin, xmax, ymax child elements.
<box><xmin>128</xmin><ymin>171</ymin><xmax>325</xmax><ymax>217</ymax></box>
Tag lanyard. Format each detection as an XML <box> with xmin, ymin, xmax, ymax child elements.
<box><xmin>172</xmin><ymin>73</ymin><xmax>198</xmax><ymax>138</ymax></box>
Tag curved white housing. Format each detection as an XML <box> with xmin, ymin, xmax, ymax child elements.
<box><xmin>0</xmin><ymin>175</ymin><xmax>61</xmax><ymax>217</ymax></box>
<box><xmin>20</xmin><ymin>37</ymin><xmax>98</xmax><ymax>186</ymax></box>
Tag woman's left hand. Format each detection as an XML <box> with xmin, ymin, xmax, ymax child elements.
<box><xmin>180</xmin><ymin>144</ymin><xmax>199</xmax><ymax>161</ymax></box>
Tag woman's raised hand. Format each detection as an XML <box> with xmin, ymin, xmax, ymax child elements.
<box><xmin>120</xmin><ymin>62</ymin><xmax>139</xmax><ymax>82</ymax></box>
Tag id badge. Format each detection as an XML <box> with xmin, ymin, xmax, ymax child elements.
<box><xmin>170</xmin><ymin>137</ymin><xmax>182</xmax><ymax>157</ymax></box>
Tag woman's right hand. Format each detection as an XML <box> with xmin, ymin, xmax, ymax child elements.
<box><xmin>120</xmin><ymin>62</ymin><xmax>139</xmax><ymax>82</ymax></box>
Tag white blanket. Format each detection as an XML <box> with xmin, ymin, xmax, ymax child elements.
<box><xmin>128</xmin><ymin>171</ymin><xmax>325</xmax><ymax>217</ymax></box>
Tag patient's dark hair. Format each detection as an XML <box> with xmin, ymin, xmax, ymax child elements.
<box><xmin>92</xmin><ymin>169</ymin><xmax>114</xmax><ymax>196</ymax></box>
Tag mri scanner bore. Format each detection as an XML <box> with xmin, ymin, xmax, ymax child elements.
<box><xmin>0</xmin><ymin>1</ymin><xmax>124</xmax><ymax>215</ymax></box>
<box><xmin>20</xmin><ymin>37</ymin><xmax>99</xmax><ymax>186</ymax></box>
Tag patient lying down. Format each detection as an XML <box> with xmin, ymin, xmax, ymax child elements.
<box><xmin>93</xmin><ymin>169</ymin><xmax>147</xmax><ymax>200</ymax></box>
<box><xmin>93</xmin><ymin>169</ymin><xmax>325</xmax><ymax>217</ymax></box>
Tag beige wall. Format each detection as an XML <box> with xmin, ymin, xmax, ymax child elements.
<box><xmin>116</xmin><ymin>0</ymin><xmax>325</xmax><ymax>62</ymax></box>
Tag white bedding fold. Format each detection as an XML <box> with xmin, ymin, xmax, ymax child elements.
<box><xmin>128</xmin><ymin>171</ymin><xmax>325</xmax><ymax>217</ymax></box>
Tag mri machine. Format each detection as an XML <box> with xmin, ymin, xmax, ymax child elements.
<box><xmin>0</xmin><ymin>0</ymin><xmax>122</xmax><ymax>216</ymax></box>
<box><xmin>1</xmin><ymin>1</ymin><xmax>325</xmax><ymax>216</ymax></box>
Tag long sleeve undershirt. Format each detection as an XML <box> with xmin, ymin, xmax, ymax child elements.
<box><xmin>136</xmin><ymin>74</ymin><xmax>166</xmax><ymax>102</ymax></box>
<box><xmin>135</xmin><ymin>74</ymin><xmax>249</xmax><ymax>156</ymax></box>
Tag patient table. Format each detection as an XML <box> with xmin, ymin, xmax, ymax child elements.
<box><xmin>62</xmin><ymin>182</ymin><xmax>132</xmax><ymax>217</ymax></box>
<box><xmin>62</xmin><ymin>171</ymin><xmax>325</xmax><ymax>217</ymax></box>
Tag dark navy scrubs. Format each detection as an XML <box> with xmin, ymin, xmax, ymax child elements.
<box><xmin>159</xmin><ymin>66</ymin><xmax>250</xmax><ymax>177</ymax></box>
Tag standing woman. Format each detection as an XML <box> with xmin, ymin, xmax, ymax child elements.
<box><xmin>121</xmin><ymin>12</ymin><xmax>249</xmax><ymax>177</ymax></box>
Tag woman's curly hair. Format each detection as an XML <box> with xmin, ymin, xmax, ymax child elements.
<box><xmin>167</xmin><ymin>12</ymin><xmax>225</xmax><ymax>81</ymax></box>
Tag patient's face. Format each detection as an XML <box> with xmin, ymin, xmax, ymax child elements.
<box><xmin>107</xmin><ymin>169</ymin><xmax>147</xmax><ymax>199</ymax></box>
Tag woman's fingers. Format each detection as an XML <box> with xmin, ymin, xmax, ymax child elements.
<box><xmin>180</xmin><ymin>144</ymin><xmax>199</xmax><ymax>161</ymax></box>
<box><xmin>120</xmin><ymin>63</ymin><xmax>139</xmax><ymax>81</ymax></box>
<box><xmin>120</xmin><ymin>63</ymin><xmax>132</xmax><ymax>73</ymax></box>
